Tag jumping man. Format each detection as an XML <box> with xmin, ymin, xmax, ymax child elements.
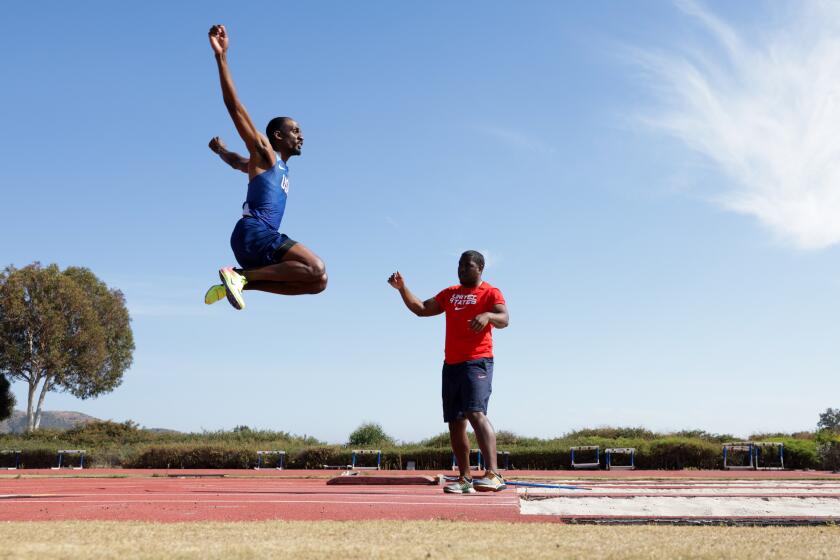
<box><xmin>388</xmin><ymin>251</ymin><xmax>509</xmax><ymax>493</ymax></box>
<box><xmin>205</xmin><ymin>24</ymin><xmax>327</xmax><ymax>310</ymax></box>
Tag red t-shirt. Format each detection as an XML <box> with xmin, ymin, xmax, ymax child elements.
<box><xmin>434</xmin><ymin>281</ymin><xmax>506</xmax><ymax>365</ymax></box>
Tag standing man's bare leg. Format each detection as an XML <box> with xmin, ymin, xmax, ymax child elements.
<box><xmin>466</xmin><ymin>411</ymin><xmax>498</xmax><ymax>475</ymax></box>
<box><xmin>449</xmin><ymin>419</ymin><xmax>472</xmax><ymax>480</ymax></box>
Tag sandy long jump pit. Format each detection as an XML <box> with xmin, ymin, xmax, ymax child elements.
<box><xmin>517</xmin><ymin>478</ymin><xmax>840</xmax><ymax>524</ymax></box>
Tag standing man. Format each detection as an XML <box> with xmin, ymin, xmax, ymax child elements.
<box><xmin>204</xmin><ymin>24</ymin><xmax>327</xmax><ymax>310</ymax></box>
<box><xmin>388</xmin><ymin>251</ymin><xmax>509</xmax><ymax>493</ymax></box>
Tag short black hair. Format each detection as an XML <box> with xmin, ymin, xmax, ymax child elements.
<box><xmin>266</xmin><ymin>116</ymin><xmax>294</xmax><ymax>145</ymax></box>
<box><xmin>460</xmin><ymin>250</ymin><xmax>485</xmax><ymax>270</ymax></box>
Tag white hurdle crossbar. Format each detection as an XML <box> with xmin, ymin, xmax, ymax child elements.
<box><xmin>351</xmin><ymin>449</ymin><xmax>382</xmax><ymax>470</ymax></box>
<box><xmin>254</xmin><ymin>450</ymin><xmax>286</xmax><ymax>470</ymax></box>
<box><xmin>605</xmin><ymin>448</ymin><xmax>636</xmax><ymax>470</ymax></box>
<box><xmin>723</xmin><ymin>442</ymin><xmax>755</xmax><ymax>470</ymax></box>
<box><xmin>52</xmin><ymin>449</ymin><xmax>86</xmax><ymax>470</ymax></box>
<box><xmin>1</xmin><ymin>450</ymin><xmax>21</xmax><ymax>470</ymax></box>
<box><xmin>570</xmin><ymin>446</ymin><xmax>600</xmax><ymax>469</ymax></box>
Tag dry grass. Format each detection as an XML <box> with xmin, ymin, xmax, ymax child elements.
<box><xmin>0</xmin><ymin>521</ymin><xmax>837</xmax><ymax>559</ymax></box>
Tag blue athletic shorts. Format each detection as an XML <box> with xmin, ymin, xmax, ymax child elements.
<box><xmin>441</xmin><ymin>357</ymin><xmax>493</xmax><ymax>423</ymax></box>
<box><xmin>230</xmin><ymin>216</ymin><xmax>297</xmax><ymax>269</ymax></box>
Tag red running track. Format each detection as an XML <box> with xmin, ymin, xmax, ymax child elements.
<box><xmin>1</xmin><ymin>470</ymin><xmax>838</xmax><ymax>523</ymax></box>
<box><xmin>0</xmin><ymin>474</ymin><xmax>523</xmax><ymax>522</ymax></box>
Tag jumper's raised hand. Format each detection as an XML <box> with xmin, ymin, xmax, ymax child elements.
<box><xmin>208</xmin><ymin>24</ymin><xmax>228</xmax><ymax>55</ymax></box>
<box><xmin>387</xmin><ymin>271</ymin><xmax>405</xmax><ymax>290</ymax></box>
<box><xmin>209</xmin><ymin>136</ymin><xmax>226</xmax><ymax>154</ymax></box>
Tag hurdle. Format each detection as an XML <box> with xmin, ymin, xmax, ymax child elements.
<box><xmin>52</xmin><ymin>449</ymin><xmax>86</xmax><ymax>470</ymax></box>
<box><xmin>254</xmin><ymin>450</ymin><xmax>286</xmax><ymax>470</ymax></box>
<box><xmin>570</xmin><ymin>446</ymin><xmax>600</xmax><ymax>469</ymax></box>
<box><xmin>451</xmin><ymin>449</ymin><xmax>483</xmax><ymax>471</ymax></box>
<box><xmin>605</xmin><ymin>447</ymin><xmax>636</xmax><ymax>470</ymax></box>
<box><xmin>1</xmin><ymin>450</ymin><xmax>21</xmax><ymax>470</ymax></box>
<box><xmin>723</xmin><ymin>442</ymin><xmax>755</xmax><ymax>470</ymax></box>
<box><xmin>753</xmin><ymin>442</ymin><xmax>785</xmax><ymax>471</ymax></box>
<box><xmin>477</xmin><ymin>450</ymin><xmax>511</xmax><ymax>471</ymax></box>
<box><xmin>350</xmin><ymin>449</ymin><xmax>382</xmax><ymax>470</ymax></box>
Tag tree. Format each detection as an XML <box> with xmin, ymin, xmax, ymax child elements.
<box><xmin>0</xmin><ymin>374</ymin><xmax>14</xmax><ymax>422</ymax></box>
<box><xmin>0</xmin><ymin>263</ymin><xmax>134</xmax><ymax>431</ymax></box>
<box><xmin>348</xmin><ymin>422</ymin><xmax>395</xmax><ymax>447</ymax></box>
<box><xmin>818</xmin><ymin>408</ymin><xmax>840</xmax><ymax>433</ymax></box>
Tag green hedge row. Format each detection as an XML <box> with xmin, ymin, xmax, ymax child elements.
<box><xmin>1</xmin><ymin>438</ymin><xmax>828</xmax><ymax>470</ymax></box>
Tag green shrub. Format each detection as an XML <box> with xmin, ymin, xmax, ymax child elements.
<box><xmin>564</xmin><ymin>427</ymin><xmax>658</xmax><ymax>440</ymax></box>
<box><xmin>347</xmin><ymin>423</ymin><xmax>395</xmax><ymax>447</ymax></box>
<box><xmin>1</xmin><ymin>422</ymin><xmax>835</xmax><ymax>471</ymax></box>
<box><xmin>672</xmin><ymin>430</ymin><xmax>735</xmax><ymax>443</ymax></box>
<box><xmin>750</xmin><ymin>432</ymin><xmax>815</xmax><ymax>441</ymax></box>
<box><xmin>17</xmin><ymin>448</ymin><xmax>58</xmax><ymax>469</ymax></box>
<box><xmin>64</xmin><ymin>420</ymin><xmax>146</xmax><ymax>445</ymax></box>
<box><xmin>419</xmin><ymin>431</ymin><xmax>482</xmax><ymax>448</ymax></box>
<box><xmin>126</xmin><ymin>445</ymin><xmax>253</xmax><ymax>469</ymax></box>
<box><xmin>819</xmin><ymin>441</ymin><xmax>840</xmax><ymax>471</ymax></box>
<box><xmin>292</xmin><ymin>446</ymin><xmax>347</xmax><ymax>469</ymax></box>
<box><xmin>495</xmin><ymin>430</ymin><xmax>542</xmax><ymax>446</ymax></box>
<box><xmin>772</xmin><ymin>439</ymin><xmax>818</xmax><ymax>469</ymax></box>
<box><xmin>389</xmin><ymin>447</ymin><xmax>461</xmax><ymax>470</ymax></box>
<box><xmin>639</xmin><ymin>439</ymin><xmax>720</xmax><ymax>469</ymax></box>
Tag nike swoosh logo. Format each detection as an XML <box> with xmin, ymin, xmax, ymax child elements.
<box><xmin>454</xmin><ymin>306</ymin><xmax>466</xmax><ymax>311</ymax></box>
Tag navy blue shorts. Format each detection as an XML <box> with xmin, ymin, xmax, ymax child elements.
<box><xmin>441</xmin><ymin>357</ymin><xmax>493</xmax><ymax>423</ymax></box>
<box><xmin>230</xmin><ymin>216</ymin><xmax>297</xmax><ymax>269</ymax></box>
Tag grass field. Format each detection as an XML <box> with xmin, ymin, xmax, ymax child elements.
<box><xmin>0</xmin><ymin>521</ymin><xmax>838</xmax><ymax>559</ymax></box>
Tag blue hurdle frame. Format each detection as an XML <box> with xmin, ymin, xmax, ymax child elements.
<box><xmin>570</xmin><ymin>446</ymin><xmax>600</xmax><ymax>469</ymax></box>
<box><xmin>605</xmin><ymin>448</ymin><xmax>635</xmax><ymax>470</ymax></box>
<box><xmin>254</xmin><ymin>450</ymin><xmax>286</xmax><ymax>470</ymax></box>
<box><xmin>351</xmin><ymin>449</ymin><xmax>382</xmax><ymax>470</ymax></box>
<box><xmin>52</xmin><ymin>449</ymin><xmax>85</xmax><ymax>470</ymax></box>
<box><xmin>753</xmin><ymin>442</ymin><xmax>785</xmax><ymax>470</ymax></box>
<box><xmin>723</xmin><ymin>442</ymin><xmax>755</xmax><ymax>470</ymax></box>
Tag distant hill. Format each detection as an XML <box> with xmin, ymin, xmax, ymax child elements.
<box><xmin>0</xmin><ymin>410</ymin><xmax>99</xmax><ymax>433</ymax></box>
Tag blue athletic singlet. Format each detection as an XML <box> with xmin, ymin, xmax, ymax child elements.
<box><xmin>242</xmin><ymin>155</ymin><xmax>290</xmax><ymax>230</ymax></box>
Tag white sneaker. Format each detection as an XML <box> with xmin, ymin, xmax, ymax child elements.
<box><xmin>443</xmin><ymin>477</ymin><xmax>475</xmax><ymax>494</ymax></box>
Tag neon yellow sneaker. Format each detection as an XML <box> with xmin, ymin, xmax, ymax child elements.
<box><xmin>204</xmin><ymin>284</ymin><xmax>226</xmax><ymax>305</ymax></box>
<box><xmin>218</xmin><ymin>267</ymin><xmax>247</xmax><ymax>310</ymax></box>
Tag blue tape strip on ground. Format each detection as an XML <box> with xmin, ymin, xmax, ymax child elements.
<box><xmin>506</xmin><ymin>481</ymin><xmax>587</xmax><ymax>490</ymax></box>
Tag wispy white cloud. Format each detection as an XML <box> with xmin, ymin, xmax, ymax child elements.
<box><xmin>474</xmin><ymin>125</ymin><xmax>556</xmax><ymax>156</ymax></box>
<box><xmin>633</xmin><ymin>0</ymin><xmax>840</xmax><ymax>250</ymax></box>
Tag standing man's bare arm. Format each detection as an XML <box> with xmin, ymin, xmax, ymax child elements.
<box><xmin>209</xmin><ymin>136</ymin><xmax>249</xmax><ymax>173</ymax></box>
<box><xmin>387</xmin><ymin>272</ymin><xmax>443</xmax><ymax>317</ymax></box>
<box><xmin>208</xmin><ymin>24</ymin><xmax>274</xmax><ymax>179</ymax></box>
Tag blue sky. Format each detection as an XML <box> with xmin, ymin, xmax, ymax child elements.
<box><xmin>4</xmin><ymin>0</ymin><xmax>839</xmax><ymax>442</ymax></box>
